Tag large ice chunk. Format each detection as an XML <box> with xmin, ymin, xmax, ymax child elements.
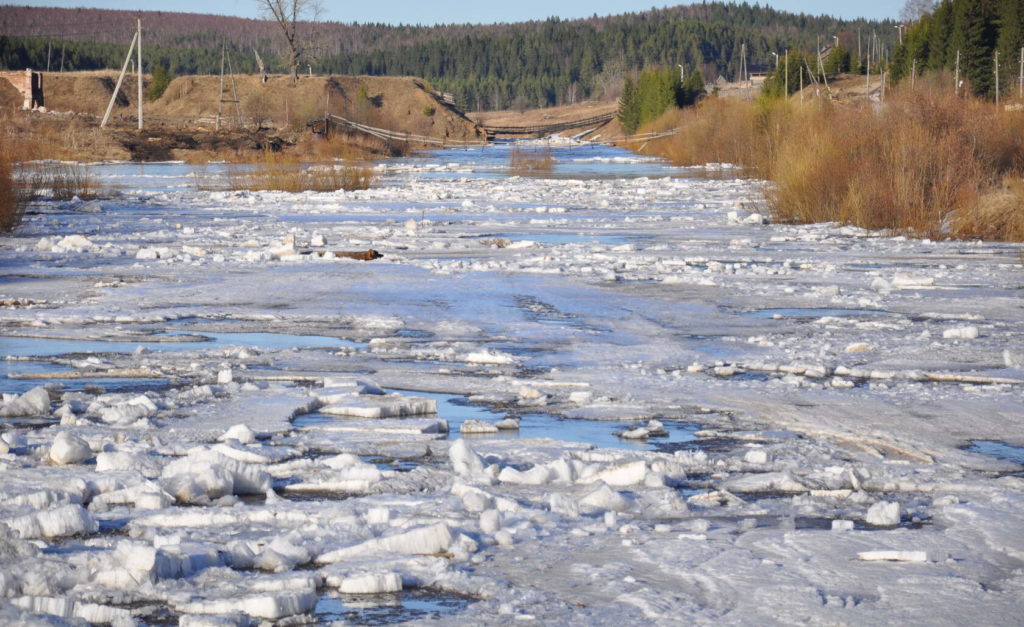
<box><xmin>579</xmin><ymin>460</ymin><xmax>647</xmax><ymax>487</ymax></box>
<box><xmin>317</xmin><ymin>523</ymin><xmax>453</xmax><ymax>563</ymax></box>
<box><xmin>336</xmin><ymin>572</ymin><xmax>403</xmax><ymax>594</ymax></box>
<box><xmin>49</xmin><ymin>432</ymin><xmax>92</xmax><ymax>465</ymax></box>
<box><xmin>450</xmin><ymin>439</ymin><xmax>485</xmax><ymax>477</ymax></box>
<box><xmin>320</xmin><ymin>393</ymin><xmax>437</xmax><ymax>419</ymax></box>
<box><xmin>0</xmin><ymin>386</ymin><xmax>51</xmax><ymax>417</ymax></box>
<box><xmin>160</xmin><ymin>448</ymin><xmax>271</xmax><ymax>504</ymax></box>
<box><xmin>579</xmin><ymin>483</ymin><xmax>632</xmax><ymax>513</ymax></box>
<box><xmin>4</xmin><ymin>504</ymin><xmax>98</xmax><ymax>539</ymax></box>
<box><xmin>866</xmin><ymin>501</ymin><xmax>901</xmax><ymax>526</ymax></box>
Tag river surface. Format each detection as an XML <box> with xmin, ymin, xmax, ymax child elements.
<box><xmin>0</xmin><ymin>142</ymin><xmax>1022</xmax><ymax>624</ymax></box>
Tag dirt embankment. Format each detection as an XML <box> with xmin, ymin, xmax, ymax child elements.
<box><xmin>3</xmin><ymin>71</ymin><xmax>483</xmax><ymax>161</ymax></box>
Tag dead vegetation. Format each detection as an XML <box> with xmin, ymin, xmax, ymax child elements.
<box><xmin>509</xmin><ymin>146</ymin><xmax>555</xmax><ymax>174</ymax></box>
<box><xmin>0</xmin><ymin>110</ymin><xmax>110</xmax><ymax>231</ymax></box>
<box><xmin>0</xmin><ymin>136</ymin><xmax>28</xmax><ymax>232</ymax></box>
<box><xmin>196</xmin><ymin>150</ymin><xmax>374</xmax><ymax>193</ymax></box>
<box><xmin>641</xmin><ymin>79</ymin><xmax>1024</xmax><ymax>241</ymax></box>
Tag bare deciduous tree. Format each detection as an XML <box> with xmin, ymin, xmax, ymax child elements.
<box><xmin>900</xmin><ymin>0</ymin><xmax>935</xmax><ymax>22</ymax></box>
<box><xmin>256</xmin><ymin>0</ymin><xmax>322</xmax><ymax>84</ymax></box>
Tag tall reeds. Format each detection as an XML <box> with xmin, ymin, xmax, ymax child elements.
<box><xmin>203</xmin><ymin>151</ymin><xmax>374</xmax><ymax>193</ymax></box>
<box><xmin>642</xmin><ymin>82</ymin><xmax>1024</xmax><ymax>240</ymax></box>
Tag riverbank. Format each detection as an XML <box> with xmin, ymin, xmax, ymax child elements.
<box><xmin>633</xmin><ymin>79</ymin><xmax>1024</xmax><ymax>241</ymax></box>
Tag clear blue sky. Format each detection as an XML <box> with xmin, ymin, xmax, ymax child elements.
<box><xmin>6</xmin><ymin>1</ymin><xmax>897</xmax><ymax>24</ymax></box>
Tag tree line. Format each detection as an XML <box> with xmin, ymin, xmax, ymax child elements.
<box><xmin>891</xmin><ymin>0</ymin><xmax>1024</xmax><ymax>98</ymax></box>
<box><xmin>0</xmin><ymin>3</ymin><xmax>896</xmax><ymax>110</ymax></box>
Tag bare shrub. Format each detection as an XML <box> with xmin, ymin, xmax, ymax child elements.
<box><xmin>24</xmin><ymin>163</ymin><xmax>103</xmax><ymax>201</ymax></box>
<box><xmin>221</xmin><ymin>151</ymin><xmax>373</xmax><ymax>193</ymax></box>
<box><xmin>0</xmin><ymin>141</ymin><xmax>28</xmax><ymax>232</ymax></box>
<box><xmin>509</xmin><ymin>146</ymin><xmax>555</xmax><ymax>174</ymax></box>
<box><xmin>952</xmin><ymin>176</ymin><xmax>1024</xmax><ymax>241</ymax></box>
<box><xmin>642</xmin><ymin>84</ymin><xmax>1024</xmax><ymax>240</ymax></box>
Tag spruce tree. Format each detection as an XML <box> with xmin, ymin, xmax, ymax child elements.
<box><xmin>618</xmin><ymin>77</ymin><xmax>640</xmax><ymax>134</ymax></box>
<box><xmin>927</xmin><ymin>0</ymin><xmax>955</xmax><ymax>70</ymax></box>
<box><xmin>996</xmin><ymin>0</ymin><xmax>1024</xmax><ymax>95</ymax></box>
<box><xmin>679</xmin><ymin>69</ymin><xmax>706</xmax><ymax>105</ymax></box>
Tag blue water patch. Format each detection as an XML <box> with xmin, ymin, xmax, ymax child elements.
<box><xmin>393</xmin><ymin>390</ymin><xmax>697</xmax><ymax>451</ymax></box>
<box><xmin>967</xmin><ymin>440</ymin><xmax>1024</xmax><ymax>466</ymax></box>
<box><xmin>314</xmin><ymin>589</ymin><xmax>471</xmax><ymax>624</ymax></box>
<box><xmin>0</xmin><ymin>332</ymin><xmax>361</xmax><ymax>357</ymax></box>
<box><xmin>516</xmin><ymin>413</ymin><xmax>698</xmax><ymax>451</ymax></box>
<box><xmin>741</xmin><ymin>308</ymin><xmax>890</xmax><ymax>319</ymax></box>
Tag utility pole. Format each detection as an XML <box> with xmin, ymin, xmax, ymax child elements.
<box><xmin>216</xmin><ymin>42</ymin><xmax>242</xmax><ymax>129</ymax></box>
<box><xmin>911</xmin><ymin>58</ymin><xmax>917</xmax><ymax>89</ymax></box>
<box><xmin>740</xmin><ymin>42</ymin><xmax>748</xmax><ymax>84</ymax></box>
<box><xmin>1020</xmin><ymin>47</ymin><xmax>1023</xmax><ymax>100</ymax></box>
<box><xmin>785</xmin><ymin>49</ymin><xmax>789</xmax><ymax>96</ymax></box>
<box><xmin>954</xmin><ymin>49</ymin><xmax>961</xmax><ymax>96</ymax></box>
<box><xmin>46</xmin><ymin>42</ymin><xmax>52</xmax><ymax>72</ymax></box>
<box><xmin>218</xmin><ymin>42</ymin><xmax>225</xmax><ymax>131</ymax></box>
<box><xmin>866</xmin><ymin>41</ymin><xmax>871</xmax><ymax>89</ymax></box>
<box><xmin>995</xmin><ymin>50</ymin><xmax>1000</xmax><ymax>107</ymax></box>
<box><xmin>137</xmin><ymin>19</ymin><xmax>143</xmax><ymax>131</ymax></box>
<box><xmin>254</xmin><ymin>48</ymin><xmax>268</xmax><ymax>83</ymax></box>
<box><xmin>895</xmin><ymin>24</ymin><xmax>904</xmax><ymax>46</ymax></box>
<box><xmin>101</xmin><ymin>21</ymin><xmax>141</xmax><ymax>129</ymax></box>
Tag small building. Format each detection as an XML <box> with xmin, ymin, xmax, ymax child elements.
<box><xmin>0</xmin><ymin>69</ymin><xmax>44</xmax><ymax>110</ymax></box>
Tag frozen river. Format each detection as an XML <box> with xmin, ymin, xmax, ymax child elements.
<box><xmin>1</xmin><ymin>142</ymin><xmax>1023</xmax><ymax>624</ymax></box>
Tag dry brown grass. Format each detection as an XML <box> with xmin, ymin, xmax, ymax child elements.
<box><xmin>0</xmin><ymin>138</ymin><xmax>28</xmax><ymax>232</ymax></box>
<box><xmin>198</xmin><ymin>151</ymin><xmax>374</xmax><ymax>193</ymax></box>
<box><xmin>641</xmin><ymin>83</ymin><xmax>1024</xmax><ymax>240</ymax></box>
<box><xmin>954</xmin><ymin>177</ymin><xmax>1024</xmax><ymax>241</ymax></box>
<box><xmin>509</xmin><ymin>146</ymin><xmax>555</xmax><ymax>174</ymax></box>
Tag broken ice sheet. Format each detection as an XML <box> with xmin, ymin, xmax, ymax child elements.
<box><xmin>0</xmin><ymin>143</ymin><xmax>1021</xmax><ymax>624</ymax></box>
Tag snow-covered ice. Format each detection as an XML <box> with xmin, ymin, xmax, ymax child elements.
<box><xmin>1</xmin><ymin>143</ymin><xmax>1022</xmax><ymax>623</ymax></box>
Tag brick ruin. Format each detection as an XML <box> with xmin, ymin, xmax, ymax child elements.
<box><xmin>0</xmin><ymin>69</ymin><xmax>44</xmax><ymax>110</ymax></box>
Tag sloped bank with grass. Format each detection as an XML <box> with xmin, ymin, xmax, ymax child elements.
<box><xmin>636</xmin><ymin>80</ymin><xmax>1024</xmax><ymax>242</ymax></box>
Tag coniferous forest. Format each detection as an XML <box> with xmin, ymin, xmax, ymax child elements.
<box><xmin>0</xmin><ymin>3</ymin><xmax>895</xmax><ymax>110</ymax></box>
<box><xmin>891</xmin><ymin>0</ymin><xmax>1024</xmax><ymax>99</ymax></box>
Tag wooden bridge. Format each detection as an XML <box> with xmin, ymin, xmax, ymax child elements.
<box><xmin>479</xmin><ymin>112</ymin><xmax>616</xmax><ymax>137</ymax></box>
<box><xmin>327</xmin><ymin>112</ymin><xmax>675</xmax><ymax>147</ymax></box>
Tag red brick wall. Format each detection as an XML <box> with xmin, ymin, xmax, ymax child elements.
<box><xmin>0</xmin><ymin>70</ymin><xmax>43</xmax><ymax>109</ymax></box>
